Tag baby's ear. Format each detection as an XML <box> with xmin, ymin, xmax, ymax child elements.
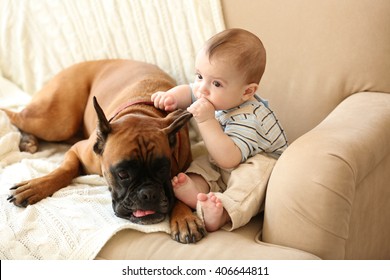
<box><xmin>243</xmin><ymin>83</ymin><xmax>258</xmax><ymax>101</ymax></box>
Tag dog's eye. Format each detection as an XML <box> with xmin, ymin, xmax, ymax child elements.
<box><xmin>117</xmin><ymin>170</ymin><xmax>130</xmax><ymax>180</ymax></box>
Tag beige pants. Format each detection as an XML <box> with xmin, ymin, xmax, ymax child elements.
<box><xmin>187</xmin><ymin>153</ymin><xmax>277</xmax><ymax>231</ymax></box>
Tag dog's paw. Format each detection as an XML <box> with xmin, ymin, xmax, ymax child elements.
<box><xmin>170</xmin><ymin>213</ymin><xmax>207</xmax><ymax>244</ymax></box>
<box><xmin>169</xmin><ymin>200</ymin><xmax>206</xmax><ymax>244</ymax></box>
<box><xmin>7</xmin><ymin>184</ymin><xmax>31</xmax><ymax>207</ymax></box>
<box><xmin>7</xmin><ymin>175</ymin><xmax>58</xmax><ymax>207</ymax></box>
<box><xmin>19</xmin><ymin>132</ymin><xmax>39</xmax><ymax>153</ymax></box>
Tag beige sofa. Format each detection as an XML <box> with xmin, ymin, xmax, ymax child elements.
<box><xmin>1</xmin><ymin>0</ymin><xmax>389</xmax><ymax>260</ymax></box>
<box><xmin>99</xmin><ymin>0</ymin><xmax>390</xmax><ymax>260</ymax></box>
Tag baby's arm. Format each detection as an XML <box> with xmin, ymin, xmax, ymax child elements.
<box><xmin>188</xmin><ymin>98</ymin><xmax>242</xmax><ymax>169</ymax></box>
<box><xmin>199</xmin><ymin>119</ymin><xmax>242</xmax><ymax>169</ymax></box>
<box><xmin>151</xmin><ymin>85</ymin><xmax>192</xmax><ymax>111</ymax></box>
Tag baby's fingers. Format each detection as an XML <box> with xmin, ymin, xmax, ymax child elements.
<box><xmin>152</xmin><ymin>92</ymin><xmax>164</xmax><ymax>109</ymax></box>
<box><xmin>163</xmin><ymin>96</ymin><xmax>177</xmax><ymax>111</ymax></box>
<box><xmin>151</xmin><ymin>91</ymin><xmax>161</xmax><ymax>101</ymax></box>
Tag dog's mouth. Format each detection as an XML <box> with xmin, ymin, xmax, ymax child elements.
<box><xmin>114</xmin><ymin>205</ymin><xmax>166</xmax><ymax>224</ymax></box>
<box><xmin>109</xmin><ymin>181</ymin><xmax>172</xmax><ymax>225</ymax></box>
<box><xmin>132</xmin><ymin>209</ymin><xmax>156</xmax><ymax>218</ymax></box>
<box><xmin>128</xmin><ymin>210</ymin><xmax>166</xmax><ymax>224</ymax></box>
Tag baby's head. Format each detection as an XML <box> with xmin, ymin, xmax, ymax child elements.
<box><xmin>192</xmin><ymin>28</ymin><xmax>266</xmax><ymax>110</ymax></box>
<box><xmin>203</xmin><ymin>28</ymin><xmax>266</xmax><ymax>85</ymax></box>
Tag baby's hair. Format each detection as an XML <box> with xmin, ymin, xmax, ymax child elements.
<box><xmin>204</xmin><ymin>28</ymin><xmax>266</xmax><ymax>84</ymax></box>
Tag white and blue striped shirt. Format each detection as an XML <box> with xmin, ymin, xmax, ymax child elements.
<box><xmin>215</xmin><ymin>95</ymin><xmax>288</xmax><ymax>162</ymax></box>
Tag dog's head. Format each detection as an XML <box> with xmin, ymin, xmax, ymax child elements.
<box><xmin>92</xmin><ymin>97</ymin><xmax>192</xmax><ymax>224</ymax></box>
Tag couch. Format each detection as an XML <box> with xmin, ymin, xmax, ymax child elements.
<box><xmin>1</xmin><ymin>0</ymin><xmax>389</xmax><ymax>260</ymax></box>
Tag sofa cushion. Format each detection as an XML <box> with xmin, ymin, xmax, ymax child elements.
<box><xmin>96</xmin><ymin>214</ymin><xmax>320</xmax><ymax>259</ymax></box>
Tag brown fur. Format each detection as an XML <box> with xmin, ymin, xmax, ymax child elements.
<box><xmin>2</xmin><ymin>59</ymin><xmax>205</xmax><ymax>243</ymax></box>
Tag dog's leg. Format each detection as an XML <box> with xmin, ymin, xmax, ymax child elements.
<box><xmin>1</xmin><ymin>61</ymin><xmax>95</xmax><ymax>143</ymax></box>
<box><xmin>7</xmin><ymin>144</ymin><xmax>83</xmax><ymax>207</ymax></box>
<box><xmin>2</xmin><ymin>102</ymin><xmax>85</xmax><ymax>142</ymax></box>
<box><xmin>170</xmin><ymin>200</ymin><xmax>206</xmax><ymax>243</ymax></box>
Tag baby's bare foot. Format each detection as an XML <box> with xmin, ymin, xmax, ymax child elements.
<box><xmin>171</xmin><ymin>173</ymin><xmax>199</xmax><ymax>208</ymax></box>
<box><xmin>197</xmin><ymin>192</ymin><xmax>227</xmax><ymax>232</ymax></box>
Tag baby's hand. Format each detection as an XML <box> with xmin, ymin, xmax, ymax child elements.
<box><xmin>187</xmin><ymin>97</ymin><xmax>215</xmax><ymax>123</ymax></box>
<box><xmin>151</xmin><ymin>91</ymin><xmax>178</xmax><ymax>111</ymax></box>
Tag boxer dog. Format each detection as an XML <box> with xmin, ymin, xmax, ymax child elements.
<box><xmin>2</xmin><ymin>59</ymin><xmax>205</xmax><ymax>244</ymax></box>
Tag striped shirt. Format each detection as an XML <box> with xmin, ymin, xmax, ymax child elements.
<box><xmin>215</xmin><ymin>95</ymin><xmax>288</xmax><ymax>162</ymax></box>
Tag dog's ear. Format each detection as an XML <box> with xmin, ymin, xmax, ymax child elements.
<box><xmin>162</xmin><ymin>109</ymin><xmax>193</xmax><ymax>147</ymax></box>
<box><xmin>93</xmin><ymin>96</ymin><xmax>112</xmax><ymax>155</ymax></box>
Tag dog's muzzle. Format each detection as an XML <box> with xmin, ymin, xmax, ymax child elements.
<box><xmin>111</xmin><ymin>183</ymin><xmax>171</xmax><ymax>225</ymax></box>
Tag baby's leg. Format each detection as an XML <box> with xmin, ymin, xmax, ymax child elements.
<box><xmin>197</xmin><ymin>192</ymin><xmax>230</xmax><ymax>232</ymax></box>
<box><xmin>172</xmin><ymin>173</ymin><xmax>209</xmax><ymax>209</ymax></box>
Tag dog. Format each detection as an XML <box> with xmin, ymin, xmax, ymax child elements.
<box><xmin>2</xmin><ymin>59</ymin><xmax>205</xmax><ymax>244</ymax></box>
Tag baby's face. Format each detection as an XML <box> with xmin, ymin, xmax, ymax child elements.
<box><xmin>193</xmin><ymin>49</ymin><xmax>250</xmax><ymax>111</ymax></box>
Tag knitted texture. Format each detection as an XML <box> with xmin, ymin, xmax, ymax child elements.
<box><xmin>0</xmin><ymin>0</ymin><xmax>225</xmax><ymax>94</ymax></box>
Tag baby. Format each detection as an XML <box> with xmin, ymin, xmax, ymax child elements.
<box><xmin>152</xmin><ymin>28</ymin><xmax>288</xmax><ymax>232</ymax></box>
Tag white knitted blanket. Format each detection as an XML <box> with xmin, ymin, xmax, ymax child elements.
<box><xmin>0</xmin><ymin>0</ymin><xmax>225</xmax><ymax>93</ymax></box>
<box><xmin>0</xmin><ymin>0</ymin><xmax>224</xmax><ymax>260</ymax></box>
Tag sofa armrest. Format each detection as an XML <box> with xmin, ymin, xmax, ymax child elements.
<box><xmin>262</xmin><ymin>92</ymin><xmax>390</xmax><ymax>259</ymax></box>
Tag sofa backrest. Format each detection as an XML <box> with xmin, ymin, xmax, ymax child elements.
<box><xmin>0</xmin><ymin>0</ymin><xmax>224</xmax><ymax>96</ymax></box>
<box><xmin>222</xmin><ymin>0</ymin><xmax>390</xmax><ymax>142</ymax></box>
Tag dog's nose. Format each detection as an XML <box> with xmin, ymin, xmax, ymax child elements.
<box><xmin>138</xmin><ymin>187</ymin><xmax>157</xmax><ymax>202</ymax></box>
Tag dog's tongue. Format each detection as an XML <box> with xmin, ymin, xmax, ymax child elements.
<box><xmin>133</xmin><ymin>210</ymin><xmax>156</xmax><ymax>218</ymax></box>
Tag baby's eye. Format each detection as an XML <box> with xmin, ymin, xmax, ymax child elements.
<box><xmin>195</xmin><ymin>73</ymin><xmax>203</xmax><ymax>80</ymax></box>
<box><xmin>213</xmin><ymin>81</ymin><xmax>222</xmax><ymax>88</ymax></box>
